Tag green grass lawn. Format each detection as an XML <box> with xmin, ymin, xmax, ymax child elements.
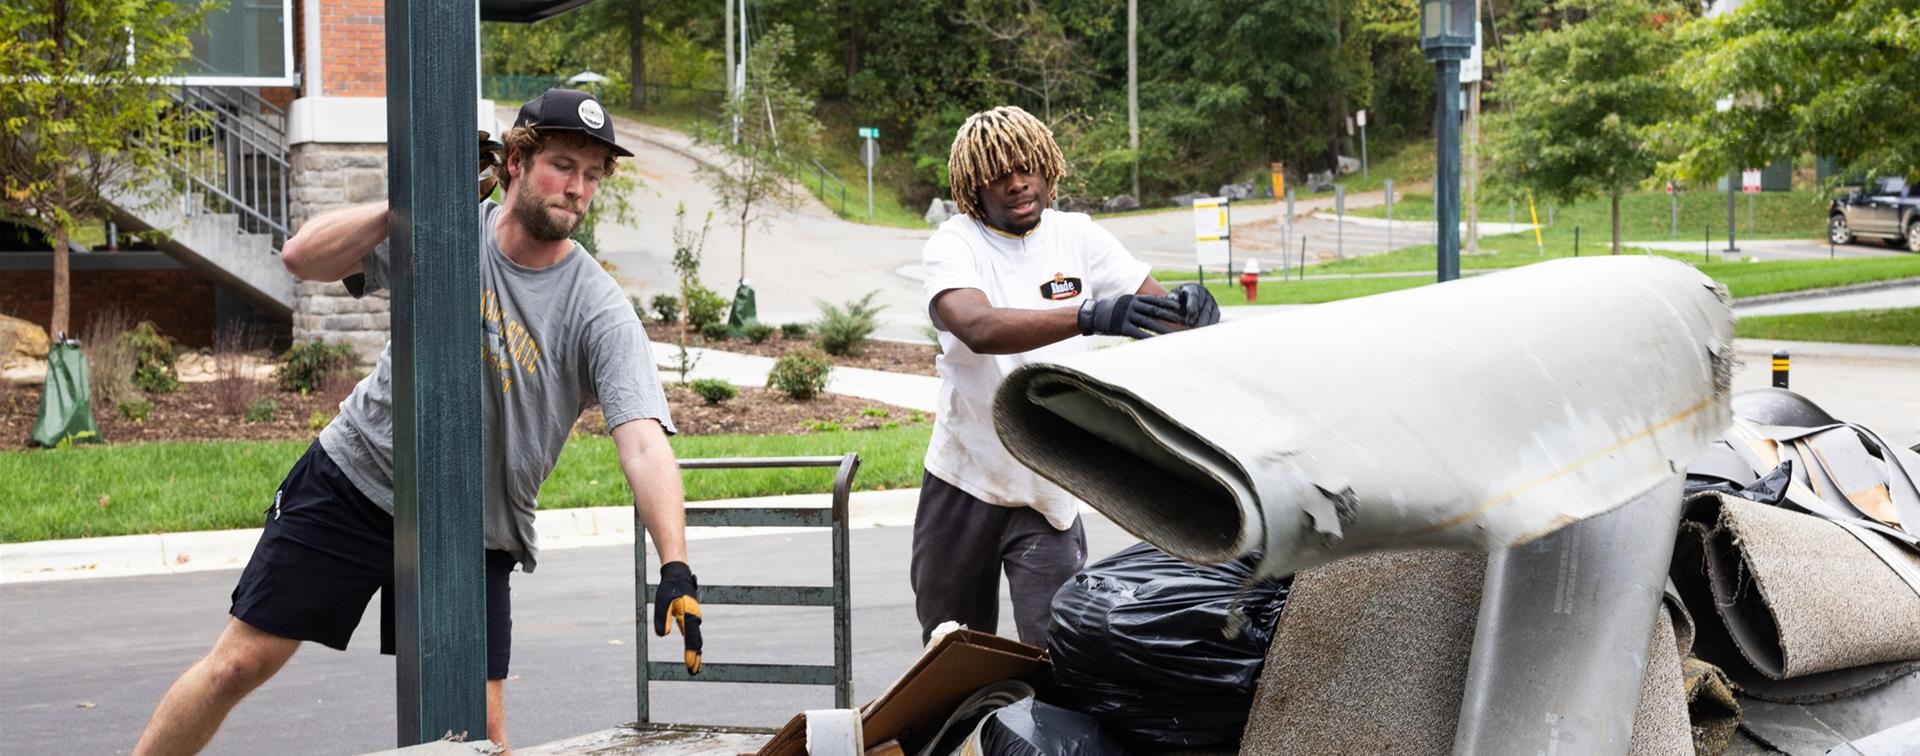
<box><xmin>0</xmin><ymin>426</ymin><xmax>931</xmax><ymax>543</ymax></box>
<box><xmin>1198</xmin><ymin>276</ymin><xmax>1430</xmax><ymax>305</ymax></box>
<box><xmin>1161</xmin><ymin>247</ymin><xmax>1919</xmax><ymax>307</ymax></box>
<box><xmin>1734</xmin><ymin>308</ymin><xmax>1920</xmax><ymax>346</ymax></box>
<box><xmin>1350</xmin><ymin>188</ymin><xmax>1831</xmax><ymax>242</ymax></box>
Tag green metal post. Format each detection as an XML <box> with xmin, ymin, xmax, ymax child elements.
<box><xmin>386</xmin><ymin>0</ymin><xmax>487</xmax><ymax>745</ymax></box>
<box><xmin>1434</xmin><ymin>57</ymin><xmax>1464</xmax><ymax>282</ymax></box>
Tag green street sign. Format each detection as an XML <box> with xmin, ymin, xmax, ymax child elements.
<box><xmin>858</xmin><ymin>126</ymin><xmax>878</xmax><ymax>139</ymax></box>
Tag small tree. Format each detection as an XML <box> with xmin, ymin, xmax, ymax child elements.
<box><xmin>1658</xmin><ymin>0</ymin><xmax>1920</xmax><ymax>185</ymax></box>
<box><xmin>1483</xmin><ymin>0</ymin><xmax>1694</xmax><ymax>255</ymax></box>
<box><xmin>0</xmin><ymin>0</ymin><xmax>209</xmax><ymax>337</ymax></box>
<box><xmin>668</xmin><ymin>203</ymin><xmax>712</xmax><ymax>381</ymax></box>
<box><xmin>696</xmin><ymin>24</ymin><xmax>822</xmax><ymax>283</ymax></box>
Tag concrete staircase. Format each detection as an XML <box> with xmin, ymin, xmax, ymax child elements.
<box><xmin>106</xmin><ymin>183</ymin><xmax>293</xmax><ymax>318</ymax></box>
<box><xmin>105</xmin><ymin>85</ymin><xmax>297</xmax><ymax>319</ymax></box>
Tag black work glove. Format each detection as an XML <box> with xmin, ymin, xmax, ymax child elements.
<box><xmin>1172</xmin><ymin>283</ymin><xmax>1221</xmax><ymax>328</ymax></box>
<box><xmin>654</xmin><ymin>561</ymin><xmax>703</xmax><ymax>675</ymax></box>
<box><xmin>478</xmin><ymin>130</ymin><xmax>504</xmax><ymax>200</ymax></box>
<box><xmin>1077</xmin><ymin>293</ymin><xmax>1183</xmax><ymax>339</ymax></box>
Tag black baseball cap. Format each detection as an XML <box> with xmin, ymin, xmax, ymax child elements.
<box><xmin>513</xmin><ymin>88</ymin><xmax>633</xmax><ymax>157</ymax></box>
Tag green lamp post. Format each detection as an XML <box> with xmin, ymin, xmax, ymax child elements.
<box><xmin>1422</xmin><ymin>0</ymin><xmax>1474</xmax><ymax>282</ymax></box>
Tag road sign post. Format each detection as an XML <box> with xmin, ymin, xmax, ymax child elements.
<box><xmin>1335</xmin><ymin>184</ymin><xmax>1346</xmax><ymax>259</ymax></box>
<box><xmin>1193</xmin><ymin>197</ymin><xmax>1231</xmax><ymax>276</ymax></box>
<box><xmin>1743</xmin><ymin>168</ymin><xmax>1761</xmax><ymax>236</ymax></box>
<box><xmin>1385</xmin><ymin>178</ymin><xmax>1394</xmax><ymax>252</ymax></box>
<box><xmin>1357</xmin><ymin>110</ymin><xmax>1369</xmax><ymax>181</ymax></box>
<box><xmin>858</xmin><ymin>127</ymin><xmax>879</xmax><ymax>220</ymax></box>
<box><xmin>1284</xmin><ymin>187</ymin><xmax>1295</xmax><ymax>280</ymax></box>
<box><xmin>1668</xmin><ymin>181</ymin><xmax>1678</xmax><ymax>239</ymax></box>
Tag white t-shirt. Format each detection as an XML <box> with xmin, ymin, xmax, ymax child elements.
<box><xmin>921</xmin><ymin>209</ymin><xmax>1152</xmax><ymax>530</ymax></box>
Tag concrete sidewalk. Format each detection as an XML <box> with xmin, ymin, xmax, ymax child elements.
<box><xmin>0</xmin><ymin>489</ymin><xmax>925</xmax><ymax>585</ymax></box>
<box><xmin>652</xmin><ymin>341</ymin><xmax>938</xmax><ymax>411</ymax></box>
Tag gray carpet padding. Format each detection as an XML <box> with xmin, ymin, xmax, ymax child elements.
<box><xmin>1678</xmin><ymin>493</ymin><xmax>1920</xmax><ymax>681</ymax></box>
<box><xmin>1240</xmin><ymin>549</ymin><xmax>1695</xmax><ymax>755</ymax></box>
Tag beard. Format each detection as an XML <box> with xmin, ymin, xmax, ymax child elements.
<box><xmin>510</xmin><ymin>191</ymin><xmax>584</xmax><ymax>242</ymax></box>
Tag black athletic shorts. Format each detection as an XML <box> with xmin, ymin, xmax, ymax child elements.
<box><xmin>230</xmin><ymin>441</ymin><xmax>516</xmax><ymax>679</ymax></box>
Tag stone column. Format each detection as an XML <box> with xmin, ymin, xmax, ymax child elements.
<box><xmin>289</xmin><ymin>142</ymin><xmax>392</xmax><ymax>363</ymax></box>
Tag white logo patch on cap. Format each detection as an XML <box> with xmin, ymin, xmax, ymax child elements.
<box><xmin>577</xmin><ymin>99</ymin><xmax>606</xmax><ymax>130</ymax></box>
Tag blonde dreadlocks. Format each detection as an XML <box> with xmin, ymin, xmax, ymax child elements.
<box><xmin>947</xmin><ymin>106</ymin><xmax>1066</xmax><ymax>222</ymax></box>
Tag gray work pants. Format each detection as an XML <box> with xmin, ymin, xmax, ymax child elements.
<box><xmin>910</xmin><ymin>472</ymin><xmax>1087</xmax><ymax>646</ymax></box>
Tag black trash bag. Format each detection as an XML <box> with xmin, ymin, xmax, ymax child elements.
<box><xmin>1046</xmin><ymin>542</ymin><xmax>1291</xmax><ymax>751</ymax></box>
<box><xmin>1684</xmin><ymin>460</ymin><xmax>1792</xmax><ymax>505</ymax></box>
<box><xmin>976</xmin><ymin>698</ymin><xmax>1131</xmax><ymax>756</ymax></box>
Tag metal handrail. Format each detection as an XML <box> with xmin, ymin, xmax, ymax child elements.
<box><xmin>634</xmin><ymin>453</ymin><xmax>861</xmax><ymax>725</ymax></box>
<box><xmin>166</xmin><ymin>85</ymin><xmax>292</xmax><ymax>245</ymax></box>
<box><xmin>807</xmin><ymin>158</ymin><xmax>848</xmax><ymax>215</ymax></box>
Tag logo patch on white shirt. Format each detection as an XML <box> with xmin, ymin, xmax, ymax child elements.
<box><xmin>1039</xmin><ymin>273</ymin><xmax>1084</xmax><ymax>300</ymax></box>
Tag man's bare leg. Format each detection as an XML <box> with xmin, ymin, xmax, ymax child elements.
<box><xmin>133</xmin><ymin>617</ymin><xmax>300</xmax><ymax>756</ymax></box>
<box><xmin>487</xmin><ymin>679</ymin><xmax>510</xmax><ymax>753</ymax></box>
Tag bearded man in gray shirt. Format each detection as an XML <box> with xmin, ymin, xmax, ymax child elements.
<box><xmin>134</xmin><ymin>89</ymin><xmax>699</xmax><ymax>755</ymax></box>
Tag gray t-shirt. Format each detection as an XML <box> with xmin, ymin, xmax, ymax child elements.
<box><xmin>318</xmin><ymin>200</ymin><xmax>675</xmax><ymax>572</ymax></box>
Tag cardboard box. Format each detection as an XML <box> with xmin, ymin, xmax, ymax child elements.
<box><xmin>757</xmin><ymin>630</ymin><xmax>1047</xmax><ymax>756</ymax></box>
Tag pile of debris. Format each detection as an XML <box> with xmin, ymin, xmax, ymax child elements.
<box><xmin>758</xmin><ymin>258</ymin><xmax>1917</xmax><ymax>755</ymax></box>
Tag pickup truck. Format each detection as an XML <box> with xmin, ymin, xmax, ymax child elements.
<box><xmin>1829</xmin><ymin>176</ymin><xmax>1920</xmax><ymax>252</ymax></box>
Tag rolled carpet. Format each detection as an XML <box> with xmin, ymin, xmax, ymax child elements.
<box><xmin>1676</xmin><ymin>493</ymin><xmax>1920</xmax><ymax>682</ymax></box>
<box><xmin>994</xmin><ymin>256</ymin><xmax>1733</xmax><ymax>579</ymax></box>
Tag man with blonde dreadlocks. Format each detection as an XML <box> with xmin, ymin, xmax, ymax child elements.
<box><xmin>914</xmin><ymin>105</ymin><xmax>1221</xmax><ymax>645</ymax></box>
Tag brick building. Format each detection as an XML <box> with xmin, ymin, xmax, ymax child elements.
<box><xmin>0</xmin><ymin>0</ymin><xmax>506</xmax><ymax>358</ymax></box>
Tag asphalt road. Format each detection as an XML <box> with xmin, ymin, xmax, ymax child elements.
<box><xmin>0</xmin><ymin>515</ymin><xmax>1140</xmax><ymax>755</ymax></box>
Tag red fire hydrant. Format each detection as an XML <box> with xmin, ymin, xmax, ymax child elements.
<box><xmin>1238</xmin><ymin>259</ymin><xmax>1261</xmax><ymax>303</ymax></box>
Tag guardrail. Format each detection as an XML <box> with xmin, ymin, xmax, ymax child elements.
<box><xmin>807</xmin><ymin>158</ymin><xmax>849</xmax><ymax>216</ymax></box>
<box><xmin>633</xmin><ymin>453</ymin><xmax>861</xmax><ymax>725</ymax></box>
<box><xmin>171</xmin><ymin>85</ymin><xmax>292</xmax><ymax>245</ymax></box>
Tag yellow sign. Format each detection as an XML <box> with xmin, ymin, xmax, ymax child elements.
<box><xmin>1270</xmin><ymin>162</ymin><xmax>1285</xmax><ymax>198</ymax></box>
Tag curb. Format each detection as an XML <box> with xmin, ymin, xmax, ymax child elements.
<box><xmin>1</xmin><ymin>489</ymin><xmax>924</xmax><ymax>585</ymax></box>
<box><xmin>1730</xmin><ymin>277</ymin><xmax>1920</xmax><ymax>307</ymax></box>
<box><xmin>1730</xmin><ymin>338</ymin><xmax>1920</xmax><ymax>362</ymax></box>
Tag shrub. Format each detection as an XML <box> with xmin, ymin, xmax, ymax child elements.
<box><xmin>278</xmin><ymin>340</ymin><xmax>357</xmax><ymax>394</ymax></box>
<box><xmin>806</xmin><ymin>420</ymin><xmax>842</xmax><ymax>432</ymax></box>
<box><xmin>650</xmin><ymin>293</ymin><xmax>681</xmax><ymax>324</ymax></box>
<box><xmin>744</xmin><ymin>322</ymin><xmax>775</xmax><ymax>343</ymax></box>
<box><xmin>125</xmin><ymin>321</ymin><xmax>179</xmax><ymax>394</ymax></box>
<box><xmin>780</xmin><ymin>322</ymin><xmax>810</xmax><ymax>339</ymax></box>
<box><xmin>688</xmin><ymin>378</ymin><xmax>738</xmax><ymax>405</ymax></box>
<box><xmin>685</xmin><ymin>284</ymin><xmax>729</xmax><ymax>330</ymax></box>
<box><xmin>243</xmin><ymin>397</ymin><xmax>279</xmax><ymax>423</ymax></box>
<box><xmin>768</xmin><ymin>347</ymin><xmax>833</xmax><ymax>400</ymax></box>
<box><xmin>81</xmin><ymin>307</ymin><xmax>137</xmax><ymax>408</ymax></box>
<box><xmin>212</xmin><ymin>323</ymin><xmax>265</xmax><ymax>417</ymax></box>
<box><xmin>699</xmin><ymin>320</ymin><xmax>732</xmax><ymax>342</ymax></box>
<box><xmin>860</xmin><ymin>407</ymin><xmax>889</xmax><ymax>418</ymax></box>
<box><xmin>117</xmin><ymin>397</ymin><xmax>153</xmax><ymax>423</ymax></box>
<box><xmin>815</xmin><ymin>291</ymin><xmax>885</xmax><ymax>356</ymax></box>
<box><xmin>308</xmin><ymin>410</ymin><xmax>334</xmax><ymax>432</ymax></box>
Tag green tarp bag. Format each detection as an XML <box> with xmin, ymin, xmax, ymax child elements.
<box><xmin>727</xmin><ymin>281</ymin><xmax>759</xmax><ymax>335</ymax></box>
<box><xmin>30</xmin><ymin>340</ymin><xmax>101</xmax><ymax>447</ymax></box>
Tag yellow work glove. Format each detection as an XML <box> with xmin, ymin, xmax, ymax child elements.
<box><xmin>654</xmin><ymin>561</ymin><xmax>703</xmax><ymax>675</ymax></box>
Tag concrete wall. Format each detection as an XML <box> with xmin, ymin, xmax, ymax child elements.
<box><xmin>289</xmin><ymin>142</ymin><xmax>391</xmax><ymax>362</ymax></box>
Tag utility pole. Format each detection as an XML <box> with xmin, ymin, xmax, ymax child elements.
<box><xmin>1466</xmin><ymin>0</ymin><xmax>1483</xmax><ymax>254</ymax></box>
<box><xmin>725</xmin><ymin>0</ymin><xmax>735</xmax><ymax>142</ymax></box>
<box><xmin>1127</xmin><ymin>0</ymin><xmax>1140</xmax><ymax>201</ymax></box>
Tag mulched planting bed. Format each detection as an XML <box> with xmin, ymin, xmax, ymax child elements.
<box><xmin>0</xmin><ymin>379</ymin><xmax>348</xmax><ymax>451</ymax></box>
<box><xmin>1</xmin><ymin>378</ymin><xmax>927</xmax><ymax>451</ymax></box>
<box><xmin>643</xmin><ymin>321</ymin><xmax>938</xmax><ymax>377</ymax></box>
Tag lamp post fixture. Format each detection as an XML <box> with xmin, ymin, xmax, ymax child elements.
<box><xmin>1423</xmin><ymin>0</ymin><xmax>1474</xmax><ymax>282</ymax></box>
